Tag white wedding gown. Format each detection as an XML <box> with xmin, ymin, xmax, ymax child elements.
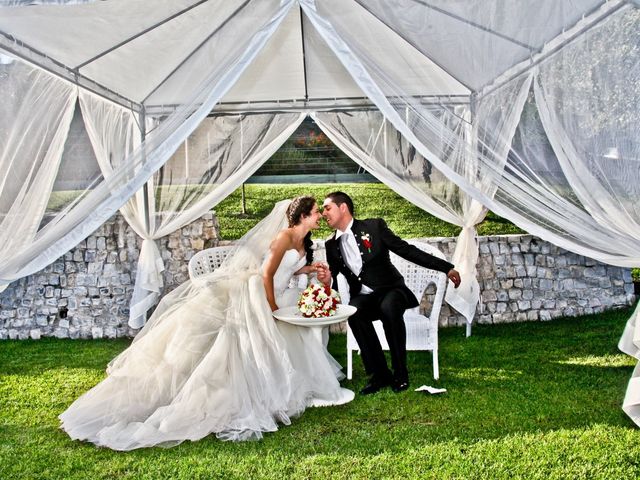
<box><xmin>59</xmin><ymin>248</ymin><xmax>354</xmax><ymax>450</ymax></box>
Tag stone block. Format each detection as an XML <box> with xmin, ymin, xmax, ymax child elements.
<box><xmin>560</xmin><ymin>279</ymin><xmax>574</xmax><ymax>290</ymax></box>
<box><xmin>508</xmin><ymin>289</ymin><xmax>522</xmax><ymax>300</ymax></box>
<box><xmin>599</xmin><ymin>278</ymin><xmax>612</xmax><ymax>288</ymax></box>
<box><xmin>500</xmin><ymin>279</ymin><xmax>513</xmax><ymax>289</ymax></box>
<box><xmin>589</xmin><ymin>297</ymin><xmax>602</xmax><ymax>307</ymax></box>
<box><xmin>511</xmin><ymin>253</ymin><xmax>524</xmax><ymax>265</ymax></box>
<box><xmin>53</xmin><ymin>328</ymin><xmax>69</xmax><ymax>339</ymax></box>
<box><xmin>539</xmin><ymin>310</ymin><xmax>552</xmax><ymax>321</ymax></box>
<box><xmin>91</xmin><ymin>327</ymin><xmax>104</xmax><ymax>339</ymax></box>
<box><xmin>539</xmin><ymin>279</ymin><xmax>553</xmax><ymax>290</ymax></box>
<box><xmin>483</xmin><ymin>291</ymin><xmax>497</xmax><ymax>302</ymax></box>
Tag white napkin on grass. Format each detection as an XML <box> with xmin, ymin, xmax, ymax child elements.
<box><xmin>414</xmin><ymin>385</ymin><xmax>447</xmax><ymax>394</ymax></box>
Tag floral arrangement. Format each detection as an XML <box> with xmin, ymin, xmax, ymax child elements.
<box><xmin>297</xmin><ymin>284</ymin><xmax>341</xmax><ymax>318</ymax></box>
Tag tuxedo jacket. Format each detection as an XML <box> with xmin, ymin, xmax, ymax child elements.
<box><xmin>325</xmin><ymin>218</ymin><xmax>454</xmax><ymax>308</ymax></box>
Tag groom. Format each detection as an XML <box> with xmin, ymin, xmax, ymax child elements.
<box><xmin>317</xmin><ymin>191</ymin><xmax>461</xmax><ymax>395</ymax></box>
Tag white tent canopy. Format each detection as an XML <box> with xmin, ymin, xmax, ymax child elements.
<box><xmin>1</xmin><ymin>0</ymin><xmax>640</xmax><ymax>424</ymax></box>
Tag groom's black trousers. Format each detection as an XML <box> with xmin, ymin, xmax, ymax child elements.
<box><xmin>348</xmin><ymin>287</ymin><xmax>411</xmax><ymax>382</ymax></box>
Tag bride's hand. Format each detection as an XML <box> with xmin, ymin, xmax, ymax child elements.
<box><xmin>313</xmin><ymin>262</ymin><xmax>331</xmax><ymax>285</ymax></box>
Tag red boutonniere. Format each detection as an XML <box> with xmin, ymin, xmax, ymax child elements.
<box><xmin>360</xmin><ymin>232</ymin><xmax>372</xmax><ymax>253</ymax></box>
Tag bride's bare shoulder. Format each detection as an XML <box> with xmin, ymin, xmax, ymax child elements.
<box><xmin>268</xmin><ymin>229</ymin><xmax>293</xmax><ymax>252</ymax></box>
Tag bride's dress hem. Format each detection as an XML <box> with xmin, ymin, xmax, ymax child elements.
<box><xmin>59</xmin><ymin>249</ymin><xmax>354</xmax><ymax>450</ymax></box>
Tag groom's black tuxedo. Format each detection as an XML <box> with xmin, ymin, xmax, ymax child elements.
<box><xmin>325</xmin><ymin>218</ymin><xmax>454</xmax><ymax>385</ymax></box>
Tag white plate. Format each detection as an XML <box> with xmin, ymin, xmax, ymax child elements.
<box><xmin>273</xmin><ymin>304</ymin><xmax>357</xmax><ymax>327</ymax></box>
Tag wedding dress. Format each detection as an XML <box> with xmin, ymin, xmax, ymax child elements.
<box><xmin>59</xmin><ymin>201</ymin><xmax>354</xmax><ymax>450</ymax></box>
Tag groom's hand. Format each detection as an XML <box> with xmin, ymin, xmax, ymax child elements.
<box><xmin>447</xmin><ymin>269</ymin><xmax>461</xmax><ymax>288</ymax></box>
<box><xmin>314</xmin><ymin>262</ymin><xmax>332</xmax><ymax>286</ymax></box>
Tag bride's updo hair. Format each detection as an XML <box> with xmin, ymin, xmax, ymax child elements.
<box><xmin>286</xmin><ymin>196</ymin><xmax>316</xmax><ymax>265</ymax></box>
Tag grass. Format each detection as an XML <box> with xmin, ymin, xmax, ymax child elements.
<box><xmin>214</xmin><ymin>183</ymin><xmax>525</xmax><ymax>240</ymax></box>
<box><xmin>1</xmin><ymin>307</ymin><xmax>639</xmax><ymax>479</ymax></box>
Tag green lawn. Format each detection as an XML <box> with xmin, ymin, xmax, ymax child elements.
<box><xmin>215</xmin><ymin>183</ymin><xmax>525</xmax><ymax>240</ymax></box>
<box><xmin>1</xmin><ymin>308</ymin><xmax>639</xmax><ymax>479</ymax></box>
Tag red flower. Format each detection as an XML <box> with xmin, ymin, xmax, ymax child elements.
<box><xmin>360</xmin><ymin>232</ymin><xmax>372</xmax><ymax>253</ymax></box>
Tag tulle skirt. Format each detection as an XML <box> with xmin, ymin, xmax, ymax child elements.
<box><xmin>59</xmin><ymin>274</ymin><xmax>353</xmax><ymax>450</ymax></box>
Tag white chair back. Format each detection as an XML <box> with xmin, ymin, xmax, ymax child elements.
<box><xmin>188</xmin><ymin>245</ymin><xmax>235</xmax><ymax>279</ymax></box>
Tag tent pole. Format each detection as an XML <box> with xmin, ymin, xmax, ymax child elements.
<box><xmin>478</xmin><ymin>0</ymin><xmax>626</xmax><ymax>99</ymax></box>
<box><xmin>0</xmin><ymin>32</ymin><xmax>139</xmax><ymax>112</ymax></box>
<box><xmin>75</xmin><ymin>0</ymin><xmax>211</xmax><ymax>70</ymax></box>
<box><xmin>405</xmin><ymin>0</ymin><xmax>536</xmax><ymax>51</ymax></box>
<box><xmin>139</xmin><ymin>108</ymin><xmax>151</xmax><ymax>234</ymax></box>
<box><xmin>299</xmin><ymin>5</ymin><xmax>309</xmax><ymax>102</ymax></box>
<box><xmin>142</xmin><ymin>94</ymin><xmax>470</xmax><ymax>115</ymax></box>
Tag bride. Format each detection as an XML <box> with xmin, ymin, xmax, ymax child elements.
<box><xmin>59</xmin><ymin>196</ymin><xmax>354</xmax><ymax>450</ymax></box>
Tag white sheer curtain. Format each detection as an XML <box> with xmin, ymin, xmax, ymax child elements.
<box><xmin>313</xmin><ymin>110</ymin><xmax>481</xmax><ymax>325</ymax></box>
<box><xmin>528</xmin><ymin>8</ymin><xmax>640</xmax><ymax>423</ymax></box>
<box><xmin>0</xmin><ymin>0</ymin><xmax>295</xmax><ymax>291</ymax></box>
<box><xmin>309</xmin><ymin>32</ymin><xmax>533</xmax><ymax>330</ymax></box>
<box><xmin>301</xmin><ymin>0</ymin><xmax>640</xmax><ymax>266</ymax></box>
<box><xmin>81</xmin><ymin>91</ymin><xmax>305</xmax><ymax>327</ymax></box>
<box><xmin>0</xmin><ymin>57</ymin><xmax>77</xmax><ymax>292</ymax></box>
<box><xmin>130</xmin><ymin>112</ymin><xmax>307</xmax><ymax>327</ymax></box>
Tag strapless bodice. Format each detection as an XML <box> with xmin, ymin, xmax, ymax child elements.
<box><xmin>269</xmin><ymin>249</ymin><xmax>307</xmax><ymax>303</ymax></box>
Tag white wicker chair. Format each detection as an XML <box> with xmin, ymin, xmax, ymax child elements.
<box><xmin>188</xmin><ymin>245</ymin><xmax>235</xmax><ymax>279</ymax></box>
<box><xmin>343</xmin><ymin>240</ymin><xmax>448</xmax><ymax>381</ymax></box>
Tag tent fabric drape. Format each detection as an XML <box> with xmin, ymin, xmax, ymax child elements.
<box><xmin>133</xmin><ymin>112</ymin><xmax>305</xmax><ymax>327</ymax></box>
<box><xmin>0</xmin><ymin>0</ymin><xmax>295</xmax><ymax>290</ymax></box>
<box><xmin>0</xmin><ymin>58</ymin><xmax>77</xmax><ymax>292</ymax></box>
<box><xmin>81</xmin><ymin>89</ymin><xmax>305</xmax><ymax>327</ymax></box>
<box><xmin>303</xmin><ymin>0</ymin><xmax>640</xmax><ymax>267</ymax></box>
<box><xmin>313</xmin><ymin>110</ymin><xmax>481</xmax><ymax>326</ymax></box>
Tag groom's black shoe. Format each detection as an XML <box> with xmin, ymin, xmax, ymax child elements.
<box><xmin>359</xmin><ymin>376</ymin><xmax>393</xmax><ymax>395</ymax></box>
<box><xmin>391</xmin><ymin>379</ymin><xmax>409</xmax><ymax>393</ymax></box>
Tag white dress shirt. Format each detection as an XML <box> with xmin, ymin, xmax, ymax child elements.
<box><xmin>336</xmin><ymin>219</ymin><xmax>373</xmax><ymax>294</ymax></box>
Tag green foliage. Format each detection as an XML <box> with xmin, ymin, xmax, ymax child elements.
<box><xmin>1</xmin><ymin>308</ymin><xmax>639</xmax><ymax>479</ymax></box>
<box><xmin>215</xmin><ymin>184</ymin><xmax>525</xmax><ymax>240</ymax></box>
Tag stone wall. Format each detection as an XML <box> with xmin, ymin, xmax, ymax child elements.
<box><xmin>428</xmin><ymin>235</ymin><xmax>634</xmax><ymax>327</ymax></box>
<box><xmin>0</xmin><ymin>213</ymin><xmax>220</xmax><ymax>340</ymax></box>
<box><xmin>0</xmin><ymin>213</ymin><xmax>634</xmax><ymax>340</ymax></box>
